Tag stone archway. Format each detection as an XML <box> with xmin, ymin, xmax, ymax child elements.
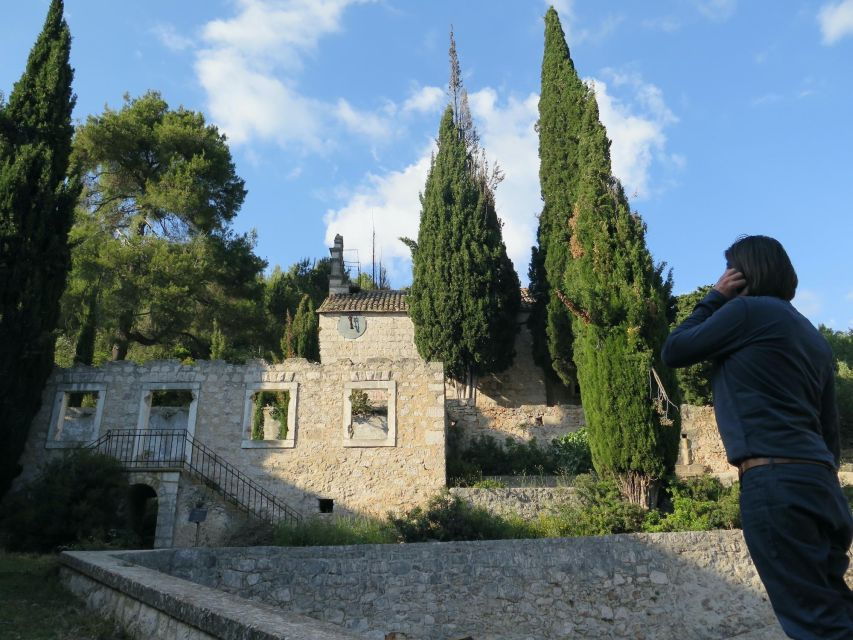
<box><xmin>126</xmin><ymin>471</ymin><xmax>179</xmax><ymax>548</ymax></box>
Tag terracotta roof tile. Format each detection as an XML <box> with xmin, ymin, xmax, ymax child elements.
<box><xmin>316</xmin><ymin>290</ymin><xmax>409</xmax><ymax>314</ymax></box>
<box><xmin>520</xmin><ymin>287</ymin><xmax>535</xmax><ymax>309</ymax></box>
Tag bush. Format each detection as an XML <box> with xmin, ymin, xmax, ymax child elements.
<box><xmin>540</xmin><ymin>474</ymin><xmax>647</xmax><ymax>537</ymax></box>
<box><xmin>550</xmin><ymin>428</ymin><xmax>593</xmax><ymax>475</ymax></box>
<box><xmin>389</xmin><ymin>492</ymin><xmax>532</xmax><ymax>542</ymax></box>
<box><xmin>643</xmin><ymin>476</ymin><xmax>740</xmax><ymax>532</ymax></box>
<box><xmin>446</xmin><ymin>427</ymin><xmax>593</xmax><ymax>484</ymax></box>
<box><xmin>0</xmin><ymin>450</ymin><xmax>130</xmax><ymax>552</ymax></box>
<box><xmin>274</xmin><ymin>516</ymin><xmax>396</xmax><ymax>547</ymax></box>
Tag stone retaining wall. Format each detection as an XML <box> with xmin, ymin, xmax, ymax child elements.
<box><xmin>446</xmin><ymin>400</ymin><xmax>585</xmax><ymax>445</ymax></box>
<box><xmin>60</xmin><ymin>550</ymin><xmax>362</xmax><ymax>640</ymax></box>
<box><xmin>449</xmin><ymin>487</ymin><xmax>578</xmax><ymax>519</ymax></box>
<box><xmin>112</xmin><ymin>530</ymin><xmax>828</xmax><ymax>639</ymax></box>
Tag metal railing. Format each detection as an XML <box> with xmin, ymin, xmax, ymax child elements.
<box><xmin>88</xmin><ymin>429</ymin><xmax>301</xmax><ymax>526</ymax></box>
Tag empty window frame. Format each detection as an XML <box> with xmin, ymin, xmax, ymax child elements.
<box><xmin>342</xmin><ymin>380</ymin><xmax>396</xmax><ymax>447</ymax></box>
<box><xmin>241</xmin><ymin>382</ymin><xmax>298</xmax><ymax>448</ymax></box>
<box><xmin>46</xmin><ymin>384</ymin><xmax>107</xmax><ymax>448</ymax></box>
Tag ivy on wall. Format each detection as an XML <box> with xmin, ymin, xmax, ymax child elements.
<box><xmin>252</xmin><ymin>391</ymin><xmax>290</xmax><ymax>440</ymax></box>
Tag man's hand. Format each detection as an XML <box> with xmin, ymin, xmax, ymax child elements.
<box><xmin>714</xmin><ymin>268</ymin><xmax>748</xmax><ymax>300</ymax></box>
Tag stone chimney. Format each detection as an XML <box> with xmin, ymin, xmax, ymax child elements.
<box><xmin>328</xmin><ymin>234</ymin><xmax>349</xmax><ymax>295</ymax></box>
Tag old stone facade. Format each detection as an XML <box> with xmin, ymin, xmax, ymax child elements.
<box><xmin>18</xmin><ymin>358</ymin><xmax>446</xmax><ymax>546</ymax></box>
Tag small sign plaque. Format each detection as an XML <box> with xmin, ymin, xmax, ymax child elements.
<box><xmin>189</xmin><ymin>508</ymin><xmax>208</xmax><ymax>523</ymax></box>
<box><xmin>337</xmin><ymin>314</ymin><xmax>367</xmax><ymax>340</ymax></box>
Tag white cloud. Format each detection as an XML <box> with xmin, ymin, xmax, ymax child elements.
<box><xmin>846</xmin><ymin>291</ymin><xmax>853</xmax><ymax>301</ymax></box>
<box><xmin>194</xmin><ymin>0</ymin><xmax>384</xmax><ymax>149</ymax></box>
<box><xmin>547</xmin><ymin>0</ymin><xmax>623</xmax><ymax>45</ymax></box>
<box><xmin>589</xmin><ymin>71</ymin><xmax>679</xmax><ymax>199</ymax></box>
<box><xmin>323</xmin><ymin>145</ymin><xmax>433</xmax><ymax>283</ymax></box>
<box><xmin>334</xmin><ymin>98</ymin><xmax>394</xmax><ymax>140</ymax></box>
<box><xmin>403</xmin><ymin>86</ymin><xmax>445</xmax><ymax>114</ymax></box>
<box><xmin>325</xmin><ymin>74</ymin><xmax>679</xmax><ymax>286</ymax></box>
<box><xmin>750</xmin><ymin>93</ymin><xmax>783</xmax><ymax>107</ymax></box>
<box><xmin>793</xmin><ymin>289</ymin><xmax>823</xmax><ymax>320</ymax></box>
<box><xmin>152</xmin><ymin>24</ymin><xmax>194</xmax><ymax>52</ymax></box>
<box><xmin>468</xmin><ymin>89</ymin><xmax>541</xmax><ymax>278</ymax></box>
<box><xmin>818</xmin><ymin>0</ymin><xmax>853</xmax><ymax>45</ymax></box>
<box><xmin>694</xmin><ymin>0</ymin><xmax>737</xmax><ymax>21</ymax></box>
<box><xmin>642</xmin><ymin>16</ymin><xmax>682</xmax><ymax>33</ymax></box>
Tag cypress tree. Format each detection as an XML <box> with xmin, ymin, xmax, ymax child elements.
<box><xmin>562</xmin><ymin>94</ymin><xmax>680</xmax><ymax>507</ymax></box>
<box><xmin>408</xmin><ymin>34</ymin><xmax>519</xmax><ymax>386</ymax></box>
<box><xmin>529</xmin><ymin>6</ymin><xmax>589</xmax><ymax>390</ymax></box>
<box><xmin>280</xmin><ymin>309</ymin><xmax>295</xmax><ymax>360</ymax></box>
<box><xmin>291</xmin><ymin>295</ymin><xmax>319</xmax><ymax>362</ymax></box>
<box><xmin>0</xmin><ymin>0</ymin><xmax>79</xmax><ymax>499</ymax></box>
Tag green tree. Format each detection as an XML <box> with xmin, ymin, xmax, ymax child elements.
<box><xmin>528</xmin><ymin>7</ymin><xmax>589</xmax><ymax>391</ymax></box>
<box><xmin>408</xmin><ymin>33</ymin><xmax>519</xmax><ymax>385</ymax></box>
<box><xmin>280</xmin><ymin>310</ymin><xmax>295</xmax><ymax>360</ymax></box>
<box><xmin>673</xmin><ymin>285</ymin><xmax>714</xmax><ymax>405</ymax></box>
<box><xmin>291</xmin><ymin>294</ymin><xmax>319</xmax><ymax>362</ymax></box>
<box><xmin>819</xmin><ymin>325</ymin><xmax>853</xmax><ymax>447</ymax></box>
<box><xmin>562</xmin><ymin>94</ymin><xmax>680</xmax><ymax>508</ymax></box>
<box><xmin>262</xmin><ymin>258</ymin><xmax>331</xmax><ymax>359</ymax></box>
<box><xmin>0</xmin><ymin>0</ymin><xmax>78</xmax><ymax>499</ymax></box>
<box><xmin>63</xmin><ymin>92</ymin><xmax>266</xmax><ymax>362</ymax></box>
<box><xmin>209</xmin><ymin>318</ymin><xmax>228</xmax><ymax>361</ymax></box>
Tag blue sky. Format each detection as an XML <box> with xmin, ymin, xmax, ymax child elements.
<box><xmin>2</xmin><ymin>0</ymin><xmax>852</xmax><ymax>328</ymax></box>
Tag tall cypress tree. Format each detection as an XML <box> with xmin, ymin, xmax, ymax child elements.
<box><xmin>529</xmin><ymin>6</ymin><xmax>588</xmax><ymax>391</ymax></box>
<box><xmin>562</xmin><ymin>94</ymin><xmax>680</xmax><ymax>507</ymax></box>
<box><xmin>291</xmin><ymin>295</ymin><xmax>319</xmax><ymax>362</ymax></box>
<box><xmin>408</xmin><ymin>33</ymin><xmax>519</xmax><ymax>385</ymax></box>
<box><xmin>0</xmin><ymin>0</ymin><xmax>78</xmax><ymax>498</ymax></box>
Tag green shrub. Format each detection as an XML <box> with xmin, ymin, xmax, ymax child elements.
<box><xmin>550</xmin><ymin>427</ymin><xmax>593</xmax><ymax>475</ymax></box>
<box><xmin>643</xmin><ymin>476</ymin><xmax>740</xmax><ymax>532</ymax></box>
<box><xmin>274</xmin><ymin>516</ymin><xmax>396</xmax><ymax>547</ymax></box>
<box><xmin>0</xmin><ymin>450</ymin><xmax>130</xmax><ymax>552</ymax></box>
<box><xmin>471</xmin><ymin>478</ymin><xmax>507</xmax><ymax>489</ymax></box>
<box><xmin>251</xmin><ymin>390</ymin><xmax>290</xmax><ymax>440</ymax></box>
<box><xmin>446</xmin><ymin>426</ymin><xmax>594</xmax><ymax>484</ymax></box>
<box><xmin>389</xmin><ymin>492</ymin><xmax>532</xmax><ymax>542</ymax></box>
<box><xmin>544</xmin><ymin>474</ymin><xmax>647</xmax><ymax>537</ymax></box>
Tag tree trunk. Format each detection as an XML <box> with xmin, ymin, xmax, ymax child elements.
<box><xmin>616</xmin><ymin>471</ymin><xmax>660</xmax><ymax>509</ymax></box>
<box><xmin>111</xmin><ymin>310</ymin><xmax>133</xmax><ymax>360</ymax></box>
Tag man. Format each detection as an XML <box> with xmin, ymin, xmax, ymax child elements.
<box><xmin>662</xmin><ymin>235</ymin><xmax>852</xmax><ymax>639</ymax></box>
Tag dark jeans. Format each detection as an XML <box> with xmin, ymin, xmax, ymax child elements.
<box><xmin>740</xmin><ymin>463</ymin><xmax>853</xmax><ymax>639</ymax></box>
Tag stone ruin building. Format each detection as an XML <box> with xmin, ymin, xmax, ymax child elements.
<box><xmin>15</xmin><ymin>234</ymin><xmax>724</xmax><ymax>548</ymax></box>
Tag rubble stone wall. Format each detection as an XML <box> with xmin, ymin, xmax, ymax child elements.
<box><xmin>117</xmin><ymin>530</ymin><xmax>816</xmax><ymax>640</ymax></box>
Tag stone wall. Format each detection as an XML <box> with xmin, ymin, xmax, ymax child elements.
<box><xmin>449</xmin><ymin>486</ymin><xmax>578</xmax><ymax>519</ymax></box>
<box><xmin>17</xmin><ymin>358</ymin><xmax>446</xmax><ymax>545</ymax></box>
<box><xmin>678</xmin><ymin>404</ymin><xmax>730</xmax><ymax>474</ymax></box>
<box><xmin>319</xmin><ymin>313</ymin><xmax>419</xmax><ymax>363</ymax></box>
<box><xmin>115</xmin><ymin>530</ymin><xmax>825</xmax><ymax>639</ymax></box>
<box><xmin>447</xmin><ymin>399</ymin><xmax>585</xmax><ymax>445</ymax></box>
<box><xmin>60</xmin><ymin>550</ymin><xmax>361</xmax><ymax>640</ymax></box>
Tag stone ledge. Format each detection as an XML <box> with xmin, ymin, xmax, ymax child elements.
<box><xmin>60</xmin><ymin>550</ymin><xmax>362</xmax><ymax>640</ymax></box>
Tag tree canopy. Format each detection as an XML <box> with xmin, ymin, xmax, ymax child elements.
<box><xmin>0</xmin><ymin>0</ymin><xmax>78</xmax><ymax>499</ymax></box>
<box><xmin>528</xmin><ymin>6</ymin><xmax>589</xmax><ymax>392</ymax></box>
<box><xmin>562</xmin><ymin>88</ymin><xmax>680</xmax><ymax>507</ymax></box>
<box><xmin>408</xmin><ymin>32</ymin><xmax>519</xmax><ymax>383</ymax></box>
<box><xmin>673</xmin><ymin>285</ymin><xmax>714</xmax><ymax>405</ymax></box>
<box><xmin>62</xmin><ymin>91</ymin><xmax>266</xmax><ymax>362</ymax></box>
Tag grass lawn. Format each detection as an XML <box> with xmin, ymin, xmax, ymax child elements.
<box><xmin>0</xmin><ymin>553</ymin><xmax>128</xmax><ymax>640</ymax></box>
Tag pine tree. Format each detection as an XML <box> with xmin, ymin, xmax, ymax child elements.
<box><xmin>0</xmin><ymin>0</ymin><xmax>78</xmax><ymax>499</ymax></box>
<box><xmin>529</xmin><ymin>7</ymin><xmax>589</xmax><ymax>390</ymax></box>
<box><xmin>562</xmin><ymin>94</ymin><xmax>680</xmax><ymax>508</ymax></box>
<box><xmin>291</xmin><ymin>295</ymin><xmax>319</xmax><ymax>362</ymax></box>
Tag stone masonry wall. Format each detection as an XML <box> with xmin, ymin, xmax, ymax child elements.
<box><xmin>17</xmin><ymin>359</ymin><xmax>446</xmax><ymax>544</ymax></box>
<box><xmin>447</xmin><ymin>399</ymin><xmax>585</xmax><ymax>445</ymax></box>
<box><xmin>319</xmin><ymin>313</ymin><xmax>418</xmax><ymax>364</ymax></box>
<box><xmin>449</xmin><ymin>486</ymin><xmax>579</xmax><ymax>519</ymax></box>
<box><xmin>679</xmin><ymin>404</ymin><xmax>731</xmax><ymax>474</ymax></box>
<box><xmin>119</xmin><ymin>530</ymin><xmax>831</xmax><ymax>639</ymax></box>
